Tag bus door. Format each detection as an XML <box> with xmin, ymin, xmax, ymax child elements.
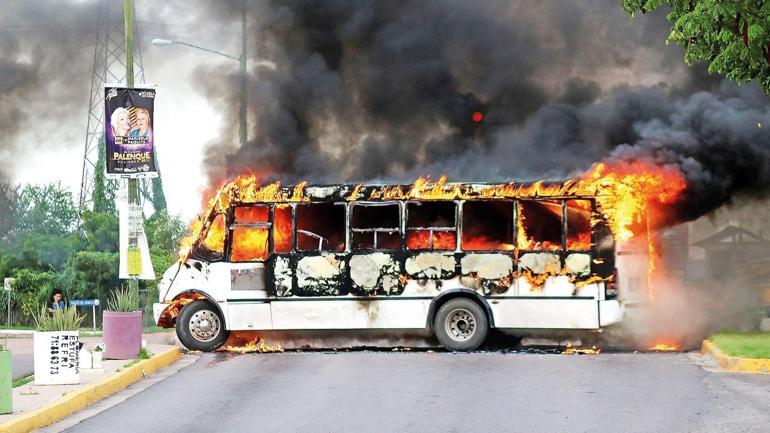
<box><xmin>348</xmin><ymin>202</ymin><xmax>403</xmax><ymax>295</ymax></box>
<box><xmin>225</xmin><ymin>205</ymin><xmax>272</xmax><ymax>329</ymax></box>
<box><xmin>293</xmin><ymin>202</ymin><xmax>348</xmax><ymax>296</ymax></box>
<box><xmin>270</xmin><ymin>204</ymin><xmax>295</xmax><ymax>297</ymax></box>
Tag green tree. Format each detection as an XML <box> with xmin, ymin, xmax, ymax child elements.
<box><xmin>143</xmin><ymin>211</ymin><xmax>185</xmax><ymax>301</ymax></box>
<box><xmin>92</xmin><ymin>139</ymin><xmax>116</xmax><ymax>215</ymax></box>
<box><xmin>9</xmin><ymin>268</ymin><xmax>61</xmax><ymax>325</ymax></box>
<box><xmin>70</xmin><ymin>250</ymin><xmax>119</xmax><ymax>302</ymax></box>
<box><xmin>79</xmin><ymin>211</ymin><xmax>119</xmax><ymax>253</ymax></box>
<box><xmin>623</xmin><ymin>0</ymin><xmax>770</xmax><ymax>92</ymax></box>
<box><xmin>16</xmin><ymin>182</ymin><xmax>77</xmax><ymax>236</ymax></box>
<box><xmin>0</xmin><ymin>180</ymin><xmax>17</xmax><ymax>239</ymax></box>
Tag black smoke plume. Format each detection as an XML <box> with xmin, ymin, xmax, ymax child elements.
<box><xmin>198</xmin><ymin>1</ymin><xmax>697</xmax><ymax>180</ymax></box>
<box><xmin>0</xmin><ymin>1</ymin><xmax>95</xmax><ymax>180</ymax></box>
<box><xmin>195</xmin><ymin>0</ymin><xmax>770</xmax><ymax>226</ymax></box>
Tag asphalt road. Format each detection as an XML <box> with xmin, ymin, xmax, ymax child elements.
<box><xmin>61</xmin><ymin>351</ymin><xmax>770</xmax><ymax>433</ymax></box>
<box><xmin>11</xmin><ymin>352</ymin><xmax>33</xmax><ymax>380</ymax></box>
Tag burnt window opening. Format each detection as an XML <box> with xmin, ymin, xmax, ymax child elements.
<box><xmin>234</xmin><ymin>206</ymin><xmax>269</xmax><ymax>223</ymax></box>
<box><xmin>566</xmin><ymin>200</ymin><xmax>591</xmax><ymax>251</ymax></box>
<box><xmin>406</xmin><ymin>201</ymin><xmax>457</xmax><ymax>251</ymax></box>
<box><xmin>273</xmin><ymin>204</ymin><xmax>293</xmax><ymax>253</ymax></box>
<box><xmin>231</xmin><ymin>205</ymin><xmax>271</xmax><ymax>262</ymax></box>
<box><xmin>197</xmin><ymin>213</ymin><xmax>226</xmax><ymax>260</ymax></box>
<box><xmin>461</xmin><ymin>200</ymin><xmax>514</xmax><ymax>251</ymax></box>
<box><xmin>517</xmin><ymin>200</ymin><xmax>563</xmax><ymax>251</ymax></box>
<box><xmin>296</xmin><ymin>202</ymin><xmax>346</xmax><ymax>253</ymax></box>
<box><xmin>351</xmin><ymin>203</ymin><xmax>400</xmax><ymax>251</ymax></box>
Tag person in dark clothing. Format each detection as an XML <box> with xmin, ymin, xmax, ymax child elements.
<box><xmin>48</xmin><ymin>289</ymin><xmax>66</xmax><ymax>313</ymax></box>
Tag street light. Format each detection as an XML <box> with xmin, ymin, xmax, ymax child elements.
<box><xmin>152</xmin><ymin>22</ymin><xmax>248</xmax><ymax>148</ymax></box>
<box><xmin>151</xmin><ymin>38</ymin><xmax>240</xmax><ymax>61</ymax></box>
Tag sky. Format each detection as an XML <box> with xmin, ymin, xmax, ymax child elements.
<box><xmin>2</xmin><ymin>0</ymin><xmax>239</xmax><ymax>220</ymax></box>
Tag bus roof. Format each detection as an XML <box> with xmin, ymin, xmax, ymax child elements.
<box><xmin>217</xmin><ymin>176</ymin><xmax>603</xmax><ymax>206</ymax></box>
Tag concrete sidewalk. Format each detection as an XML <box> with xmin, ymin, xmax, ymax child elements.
<box><xmin>0</xmin><ymin>341</ymin><xmax>182</xmax><ymax>432</ymax></box>
<box><xmin>3</xmin><ymin>331</ymin><xmax>180</xmax><ymax>381</ymax></box>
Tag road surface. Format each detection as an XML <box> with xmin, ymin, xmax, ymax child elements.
<box><xmin>59</xmin><ymin>350</ymin><xmax>770</xmax><ymax>433</ymax></box>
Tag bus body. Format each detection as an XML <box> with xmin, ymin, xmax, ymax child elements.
<box><xmin>154</xmin><ymin>181</ymin><xmax>625</xmax><ymax>351</ymax></box>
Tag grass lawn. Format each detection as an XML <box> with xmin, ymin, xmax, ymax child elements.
<box><xmin>711</xmin><ymin>331</ymin><xmax>770</xmax><ymax>359</ymax></box>
<box><xmin>12</xmin><ymin>375</ymin><xmax>33</xmax><ymax>388</ymax></box>
<box><xmin>0</xmin><ymin>325</ymin><xmax>34</xmax><ymax>330</ymax></box>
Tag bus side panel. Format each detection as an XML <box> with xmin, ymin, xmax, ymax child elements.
<box><xmin>491</xmin><ymin>299</ymin><xmax>599</xmax><ymax>329</ymax></box>
<box><xmin>295</xmin><ymin>254</ymin><xmax>347</xmax><ymax>296</ymax></box>
<box><xmin>270</xmin><ymin>300</ymin><xmax>431</xmax><ymax>330</ymax></box>
<box><xmin>227</xmin><ymin>302</ymin><xmax>273</xmax><ymax>330</ymax></box>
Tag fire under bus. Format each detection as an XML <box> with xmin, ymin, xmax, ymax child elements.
<box><xmin>154</xmin><ymin>177</ymin><xmax>629</xmax><ymax>352</ymax></box>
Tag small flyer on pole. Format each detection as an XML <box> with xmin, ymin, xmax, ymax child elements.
<box><xmin>117</xmin><ymin>184</ymin><xmax>155</xmax><ymax>280</ymax></box>
<box><xmin>104</xmin><ymin>86</ymin><xmax>158</xmax><ymax>178</ymax></box>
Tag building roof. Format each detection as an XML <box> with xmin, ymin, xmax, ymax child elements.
<box><xmin>692</xmin><ymin>225</ymin><xmax>770</xmax><ymax>249</ymax></box>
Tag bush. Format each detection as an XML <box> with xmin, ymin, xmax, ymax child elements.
<box><xmin>33</xmin><ymin>306</ymin><xmax>85</xmax><ymax>332</ymax></box>
<box><xmin>107</xmin><ymin>287</ymin><xmax>139</xmax><ymax>312</ymax></box>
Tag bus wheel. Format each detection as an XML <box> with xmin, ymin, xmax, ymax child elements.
<box><xmin>434</xmin><ymin>298</ymin><xmax>488</xmax><ymax>351</ymax></box>
<box><xmin>176</xmin><ymin>300</ymin><xmax>229</xmax><ymax>352</ymax></box>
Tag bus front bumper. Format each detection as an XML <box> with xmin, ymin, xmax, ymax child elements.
<box><xmin>153</xmin><ymin>303</ymin><xmax>170</xmax><ymax>327</ymax></box>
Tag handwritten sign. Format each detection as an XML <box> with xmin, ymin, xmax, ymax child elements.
<box><xmin>33</xmin><ymin>331</ymin><xmax>81</xmax><ymax>385</ymax></box>
<box><xmin>48</xmin><ymin>334</ymin><xmax>80</xmax><ymax>376</ymax></box>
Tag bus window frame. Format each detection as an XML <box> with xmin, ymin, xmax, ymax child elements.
<box><xmin>565</xmin><ymin>198</ymin><xmax>594</xmax><ymax>252</ymax></box>
<box><xmin>295</xmin><ymin>201</ymin><xmax>348</xmax><ymax>254</ymax></box>
<box><xmin>227</xmin><ymin>204</ymin><xmax>273</xmax><ymax>263</ymax></box>
<box><xmin>272</xmin><ymin>203</ymin><xmax>295</xmax><ymax>254</ymax></box>
<box><xmin>405</xmin><ymin>200</ymin><xmax>459</xmax><ymax>252</ymax></box>
<box><xmin>516</xmin><ymin>198</ymin><xmax>566</xmax><ymax>253</ymax></box>
<box><xmin>459</xmin><ymin>199</ymin><xmax>515</xmax><ymax>252</ymax></box>
<box><xmin>349</xmin><ymin>201</ymin><xmax>402</xmax><ymax>252</ymax></box>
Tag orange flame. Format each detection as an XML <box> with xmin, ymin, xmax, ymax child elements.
<box><xmin>273</xmin><ymin>204</ymin><xmax>293</xmax><ymax>253</ymax></box>
<box><xmin>405</xmin><ymin>230</ymin><xmax>456</xmax><ymax>250</ymax></box>
<box><xmin>180</xmin><ymin>161</ymin><xmax>687</xmax><ymax>264</ymax></box>
<box><xmin>649</xmin><ymin>340</ymin><xmax>680</xmax><ymax>351</ymax></box>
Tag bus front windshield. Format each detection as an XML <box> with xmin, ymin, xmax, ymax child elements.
<box><xmin>195</xmin><ymin>213</ymin><xmax>226</xmax><ymax>261</ymax></box>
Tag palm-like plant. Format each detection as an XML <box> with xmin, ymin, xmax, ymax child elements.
<box><xmin>106</xmin><ymin>288</ymin><xmax>140</xmax><ymax>312</ymax></box>
<box><xmin>33</xmin><ymin>306</ymin><xmax>85</xmax><ymax>332</ymax></box>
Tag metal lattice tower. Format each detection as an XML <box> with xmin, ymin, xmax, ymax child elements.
<box><xmin>79</xmin><ymin>0</ymin><xmax>166</xmax><ymax>215</ymax></box>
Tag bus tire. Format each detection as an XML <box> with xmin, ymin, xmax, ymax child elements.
<box><xmin>434</xmin><ymin>298</ymin><xmax>488</xmax><ymax>351</ymax></box>
<box><xmin>176</xmin><ymin>300</ymin><xmax>229</xmax><ymax>352</ymax></box>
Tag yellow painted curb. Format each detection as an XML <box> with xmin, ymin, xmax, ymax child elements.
<box><xmin>0</xmin><ymin>346</ymin><xmax>182</xmax><ymax>433</ymax></box>
<box><xmin>701</xmin><ymin>340</ymin><xmax>770</xmax><ymax>374</ymax></box>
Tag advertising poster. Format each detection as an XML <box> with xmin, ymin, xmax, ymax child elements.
<box><xmin>104</xmin><ymin>86</ymin><xmax>157</xmax><ymax>177</ymax></box>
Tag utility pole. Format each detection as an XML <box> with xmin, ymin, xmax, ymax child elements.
<box><xmin>239</xmin><ymin>1</ymin><xmax>247</xmax><ymax>147</ymax></box>
<box><xmin>79</xmin><ymin>0</ymin><xmax>166</xmax><ymax>218</ymax></box>
<box><xmin>124</xmin><ymin>0</ymin><xmax>139</xmax><ymax>297</ymax></box>
<box><xmin>151</xmin><ymin>2</ymin><xmax>249</xmax><ymax>148</ymax></box>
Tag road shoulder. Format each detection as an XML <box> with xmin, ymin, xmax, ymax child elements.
<box><xmin>701</xmin><ymin>339</ymin><xmax>770</xmax><ymax>374</ymax></box>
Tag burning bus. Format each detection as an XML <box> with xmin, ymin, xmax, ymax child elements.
<box><xmin>153</xmin><ymin>165</ymin><xmax>686</xmax><ymax>352</ymax></box>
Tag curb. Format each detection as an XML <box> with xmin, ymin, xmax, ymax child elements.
<box><xmin>0</xmin><ymin>331</ymin><xmax>34</xmax><ymax>339</ymax></box>
<box><xmin>0</xmin><ymin>346</ymin><xmax>182</xmax><ymax>433</ymax></box>
<box><xmin>701</xmin><ymin>340</ymin><xmax>770</xmax><ymax>374</ymax></box>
